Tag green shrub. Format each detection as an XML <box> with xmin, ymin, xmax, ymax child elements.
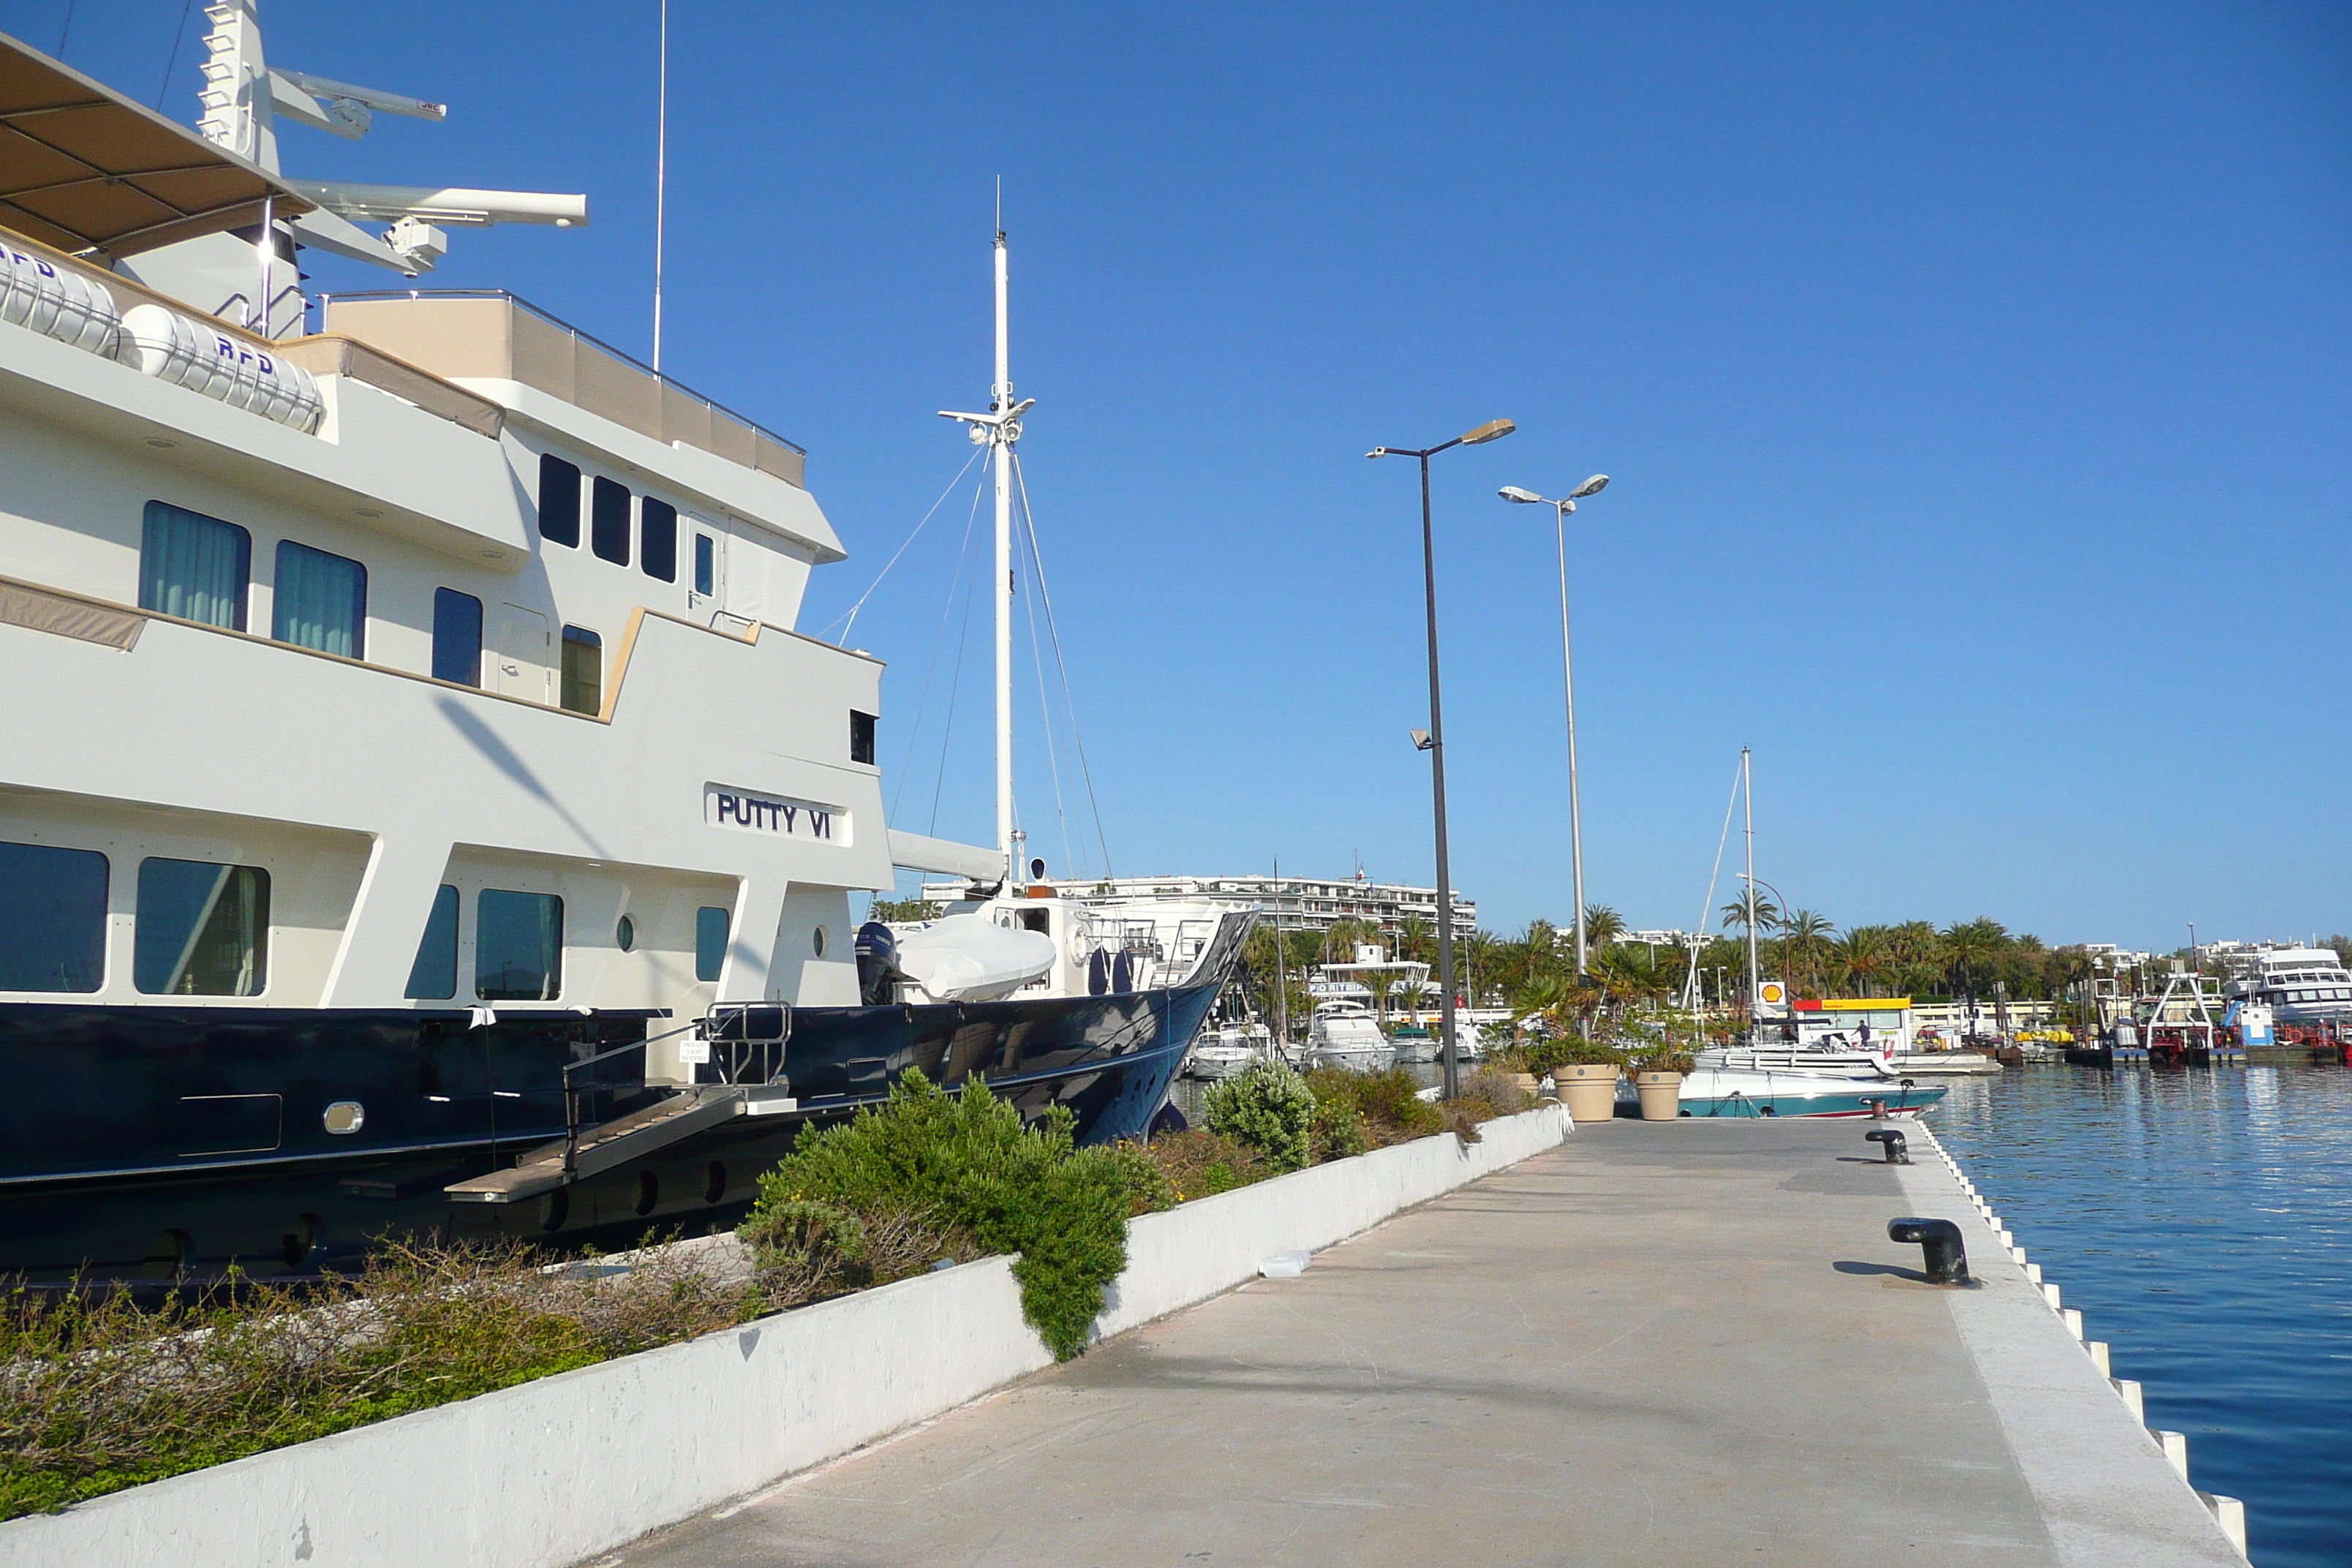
<box><xmin>1311</xmin><ymin>1096</ymin><xmax>1368</xmax><ymax>1161</ymax></box>
<box><xmin>1202</xmin><ymin>1060</ymin><xmax>1317</xmax><ymax>1172</ymax></box>
<box><xmin>738</xmin><ymin>1069</ymin><xmax>1170</xmax><ymax>1360</ymax></box>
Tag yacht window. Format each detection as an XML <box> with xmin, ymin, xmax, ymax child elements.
<box><xmin>476</xmin><ymin>889</ymin><xmax>562</xmax><ymax>1000</ymax></box>
<box><xmin>559</xmin><ymin>626</ymin><xmax>602</xmax><ymax>715</ymax></box>
<box><xmin>694</xmin><ymin>534</ymin><xmax>715</xmax><ymax>596</ymax></box>
<box><xmin>592</xmin><ymin>477</ymin><xmax>631</xmax><ymax>566</ymax></box>
<box><xmin>0</xmin><ymin>841</ymin><xmax>108</xmax><ymax>992</ymax></box>
<box><xmin>432</xmin><ymin>588</ymin><xmax>483</xmax><ymax>686</ymax></box>
<box><xmin>135</xmin><ymin>858</ymin><xmax>269</xmax><ymax>995</ymax></box>
<box><xmin>851</xmin><ymin>709</ymin><xmax>877</xmax><ymax>765</ymax></box>
<box><xmin>404</xmin><ymin>884</ymin><xmax>460</xmax><ymax>999</ymax></box>
<box><xmin>140</xmin><ymin>501</ymin><xmax>249</xmax><ymax>630</ymax></box>
<box><xmin>696</xmin><ymin>905</ymin><xmax>728</xmax><ymax>981</ymax></box>
<box><xmin>641</xmin><ymin>498</ymin><xmax>678</xmax><ymax>582</ymax></box>
<box><xmin>274</xmin><ymin>540</ymin><xmax>367</xmax><ymax>658</ymax></box>
<box><xmin>538</xmin><ymin>455</ymin><xmax>581</xmax><ymax>547</ymax></box>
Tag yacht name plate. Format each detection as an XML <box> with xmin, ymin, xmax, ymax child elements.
<box><xmin>704</xmin><ymin>784</ymin><xmax>846</xmax><ymax>843</ymax></box>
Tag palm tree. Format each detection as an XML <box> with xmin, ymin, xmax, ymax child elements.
<box><xmin>1720</xmin><ymin>894</ymin><xmax>1782</xmax><ymax>938</ymax></box>
<box><xmin>1583</xmin><ymin>905</ymin><xmax>1626</xmax><ymax>949</ymax></box>
<box><xmin>1783</xmin><ymin>908</ymin><xmax>1834</xmax><ymax>995</ymax></box>
<box><xmin>1940</xmin><ymin>919</ymin><xmax>2008</xmax><ymax>1005</ymax></box>
<box><xmin>1833</xmin><ymin>926</ymin><xmax>1886</xmax><ymax>998</ymax></box>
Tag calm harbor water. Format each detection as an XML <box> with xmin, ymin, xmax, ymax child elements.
<box><xmin>1934</xmin><ymin>1058</ymin><xmax>2352</xmax><ymax>1568</ymax></box>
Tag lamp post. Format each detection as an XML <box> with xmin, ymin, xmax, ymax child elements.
<box><xmin>1500</xmin><ymin>475</ymin><xmax>1609</xmax><ymax>981</ymax></box>
<box><xmin>1371</xmin><ymin>417</ymin><xmax>1516</xmax><ymax>1099</ymax></box>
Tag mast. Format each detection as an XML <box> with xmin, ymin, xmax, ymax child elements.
<box><xmin>1742</xmin><ymin>746</ymin><xmax>1759</xmax><ymax>1033</ymax></box>
<box><xmin>992</xmin><ymin>220</ymin><xmax>1015</xmax><ymax>881</ymax></box>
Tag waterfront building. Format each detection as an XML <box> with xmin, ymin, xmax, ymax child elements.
<box><xmin>921</xmin><ymin>871</ymin><xmax>1476</xmax><ymax>941</ymax></box>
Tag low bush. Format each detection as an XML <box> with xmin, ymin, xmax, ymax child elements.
<box><xmin>1303</xmin><ymin>1066</ymin><xmax>1444</xmax><ymax>1147</ymax></box>
<box><xmin>1202</xmin><ymin>1060</ymin><xmax>1317</xmax><ymax>1172</ymax></box>
<box><xmin>1131</xmin><ymin>1128</ymin><xmax>1270</xmax><ymax>1199</ymax></box>
<box><xmin>1311</xmin><ymin>1096</ymin><xmax>1369</xmax><ymax>1161</ymax></box>
<box><xmin>739</xmin><ymin>1068</ymin><xmax>1172</xmax><ymax>1360</ymax></box>
<box><xmin>0</xmin><ymin>1236</ymin><xmax>753</xmax><ymax>1521</ymax></box>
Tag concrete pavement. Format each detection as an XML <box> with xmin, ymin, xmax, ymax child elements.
<box><xmin>600</xmin><ymin>1118</ymin><xmax>2238</xmax><ymax>1568</ymax></box>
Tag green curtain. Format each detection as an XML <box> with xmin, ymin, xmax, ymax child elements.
<box><xmin>273</xmin><ymin>540</ymin><xmax>367</xmax><ymax>657</ymax></box>
<box><xmin>140</xmin><ymin>502</ymin><xmax>249</xmax><ymax>630</ymax></box>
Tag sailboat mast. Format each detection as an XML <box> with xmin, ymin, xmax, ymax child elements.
<box><xmin>992</xmin><ymin>222</ymin><xmax>1015</xmax><ymax>881</ymax></box>
<box><xmin>1742</xmin><ymin>746</ymin><xmax>1759</xmax><ymax>1031</ymax></box>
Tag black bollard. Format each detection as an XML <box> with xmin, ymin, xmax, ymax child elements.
<box><xmin>1865</xmin><ymin>1128</ymin><xmax>1909</xmax><ymax>1164</ymax></box>
<box><xmin>1888</xmin><ymin>1217</ymin><xmax>1970</xmax><ymax>1285</ymax></box>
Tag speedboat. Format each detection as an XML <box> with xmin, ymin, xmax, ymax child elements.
<box><xmin>1676</xmin><ymin>1068</ymin><xmax>1946</xmax><ymax>1118</ymax></box>
<box><xmin>1185</xmin><ymin>1022</ymin><xmax>1266</xmax><ymax>1081</ymax></box>
<box><xmin>1390</xmin><ymin>1023</ymin><xmax>1439</xmax><ymax>1063</ymax></box>
<box><xmin>1306</xmin><ymin>1002</ymin><xmax>1395</xmax><ymax>1072</ymax></box>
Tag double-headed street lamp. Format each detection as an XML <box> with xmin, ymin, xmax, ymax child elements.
<box><xmin>1370</xmin><ymin>417</ymin><xmax>1515</xmax><ymax>1100</ymax></box>
<box><xmin>1499</xmin><ymin>475</ymin><xmax>1609</xmax><ymax>981</ymax></box>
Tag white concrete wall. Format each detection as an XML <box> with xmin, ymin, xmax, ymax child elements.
<box><xmin>0</xmin><ymin>1107</ymin><xmax>1570</xmax><ymax>1568</ymax></box>
<box><xmin>1099</xmin><ymin>1103</ymin><xmax>1571</xmax><ymax>1335</ymax></box>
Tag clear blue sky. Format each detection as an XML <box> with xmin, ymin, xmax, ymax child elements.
<box><xmin>26</xmin><ymin>1</ymin><xmax>2351</xmax><ymax>949</ymax></box>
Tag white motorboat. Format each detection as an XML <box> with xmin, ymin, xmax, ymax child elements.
<box><xmin>1185</xmin><ymin>1022</ymin><xmax>1269</xmax><ymax>1080</ymax></box>
<box><xmin>2222</xmin><ymin>946</ymin><xmax>2352</xmax><ymax>1028</ymax></box>
<box><xmin>1306</xmin><ymin>1001</ymin><xmax>1395</xmax><ymax>1072</ymax></box>
<box><xmin>1677</xmin><ymin>1068</ymin><xmax>1947</xmax><ymax>1119</ymax></box>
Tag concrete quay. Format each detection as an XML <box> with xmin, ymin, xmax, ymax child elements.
<box><xmin>605</xmin><ymin>1117</ymin><xmax>2242</xmax><ymax>1568</ymax></box>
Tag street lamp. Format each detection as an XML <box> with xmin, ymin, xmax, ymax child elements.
<box><xmin>1371</xmin><ymin>417</ymin><xmax>1515</xmax><ymax>1098</ymax></box>
<box><xmin>1501</xmin><ymin>475</ymin><xmax>1609</xmax><ymax>982</ymax></box>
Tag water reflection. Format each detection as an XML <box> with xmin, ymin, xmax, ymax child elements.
<box><xmin>1935</xmin><ymin>1055</ymin><xmax>2352</xmax><ymax>1568</ymax></box>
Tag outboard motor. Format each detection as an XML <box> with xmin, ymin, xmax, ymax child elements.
<box><xmin>856</xmin><ymin>921</ymin><xmax>902</xmax><ymax>1006</ymax></box>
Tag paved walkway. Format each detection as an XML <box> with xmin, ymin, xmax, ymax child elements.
<box><xmin>606</xmin><ymin>1119</ymin><xmax>2237</xmax><ymax>1568</ymax></box>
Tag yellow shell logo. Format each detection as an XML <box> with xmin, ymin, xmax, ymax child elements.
<box><xmin>1759</xmin><ymin>981</ymin><xmax>1786</xmax><ymax>1004</ymax></box>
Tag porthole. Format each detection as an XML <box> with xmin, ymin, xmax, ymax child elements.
<box><xmin>282</xmin><ymin>1213</ymin><xmax>325</xmax><ymax>1270</ymax></box>
<box><xmin>143</xmin><ymin>1228</ymin><xmax>192</xmax><ymax>1279</ymax></box>
<box><xmin>323</xmin><ymin>1099</ymin><xmax>365</xmax><ymax>1134</ymax></box>
<box><xmin>616</xmin><ymin>914</ymin><xmax>636</xmax><ymax>952</ymax></box>
<box><xmin>812</xmin><ymin>925</ymin><xmax>828</xmax><ymax>957</ymax></box>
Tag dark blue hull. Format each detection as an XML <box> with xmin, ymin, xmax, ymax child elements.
<box><xmin>0</xmin><ymin>981</ymin><xmax>1219</xmax><ymax>1283</ymax></box>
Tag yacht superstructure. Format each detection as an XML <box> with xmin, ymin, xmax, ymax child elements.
<box><xmin>2221</xmin><ymin>946</ymin><xmax>2352</xmax><ymax>1028</ymax></box>
<box><xmin>0</xmin><ymin>18</ymin><xmax>1240</xmax><ymax>1280</ymax></box>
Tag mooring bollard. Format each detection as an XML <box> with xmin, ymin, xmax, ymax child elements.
<box><xmin>1864</xmin><ymin>1128</ymin><xmax>1910</xmax><ymax>1164</ymax></box>
<box><xmin>1888</xmin><ymin>1216</ymin><xmax>1970</xmax><ymax>1285</ymax></box>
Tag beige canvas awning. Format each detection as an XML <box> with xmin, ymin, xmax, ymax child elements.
<box><xmin>0</xmin><ymin>31</ymin><xmax>311</xmax><ymax>259</ymax></box>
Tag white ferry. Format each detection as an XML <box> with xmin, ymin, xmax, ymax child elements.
<box><xmin>0</xmin><ymin>14</ymin><xmax>1244</xmax><ymax>1281</ymax></box>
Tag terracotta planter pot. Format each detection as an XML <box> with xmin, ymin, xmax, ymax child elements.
<box><xmin>1635</xmin><ymin>1070</ymin><xmax>1684</xmax><ymax>1120</ymax></box>
<box><xmin>1558</xmin><ymin>1063</ymin><xmax>1621</xmax><ymax>1123</ymax></box>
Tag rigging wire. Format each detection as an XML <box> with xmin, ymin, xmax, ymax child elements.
<box><xmin>824</xmin><ymin>446</ymin><xmax>986</xmax><ymax>645</ymax></box>
<box><xmin>886</xmin><ymin>460</ymin><xmax>990</xmax><ymax>821</ymax></box>
<box><xmin>927</xmin><ymin>476</ymin><xmax>990</xmax><ymax>837</ymax></box>
<box><xmin>1014</xmin><ymin>484</ymin><xmax>1079</xmax><ymax>879</ymax></box>
<box><xmin>1010</xmin><ymin>452</ymin><xmax>1115</xmax><ymax>880</ymax></box>
<box><xmin>155</xmin><ymin>0</ymin><xmax>197</xmax><ymax>108</ymax></box>
<box><xmin>1689</xmin><ymin>755</ymin><xmax>1746</xmax><ymax>1006</ymax></box>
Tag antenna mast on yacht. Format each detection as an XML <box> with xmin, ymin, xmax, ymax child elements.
<box><xmin>938</xmin><ymin>185</ymin><xmax>1034</xmax><ymax>883</ymax></box>
<box><xmin>1742</xmin><ymin>747</ymin><xmax>1760</xmax><ymax>1036</ymax></box>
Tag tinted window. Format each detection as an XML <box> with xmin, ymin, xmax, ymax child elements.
<box><xmin>140</xmin><ymin>501</ymin><xmax>249</xmax><ymax>630</ymax></box>
<box><xmin>641</xmin><ymin>497</ymin><xmax>678</xmax><ymax>582</ymax></box>
<box><xmin>135</xmin><ymin>858</ymin><xmax>268</xmax><ymax>995</ymax></box>
<box><xmin>560</xmin><ymin>625</ymin><xmax>602</xmax><ymax>715</ymax></box>
<box><xmin>851</xmin><ymin>709</ymin><xmax>877</xmax><ymax>765</ymax></box>
<box><xmin>538</xmin><ymin>454</ymin><xmax>581</xmax><ymax>547</ymax></box>
<box><xmin>696</xmin><ymin>905</ymin><xmax>728</xmax><ymax>982</ymax></box>
<box><xmin>694</xmin><ymin>534</ymin><xmax>715</xmax><ymax>596</ymax></box>
<box><xmin>478</xmin><ymin>889</ymin><xmax>562</xmax><ymax>1000</ymax></box>
<box><xmin>591</xmin><ymin>476</ymin><xmax>631</xmax><ymax>565</ymax></box>
<box><xmin>274</xmin><ymin>540</ymin><xmax>367</xmax><ymax>658</ymax></box>
<box><xmin>404</xmin><ymin>884</ymin><xmax>459</xmax><ymax>999</ymax></box>
<box><xmin>431</xmin><ymin>588</ymin><xmax>483</xmax><ymax>685</ymax></box>
<box><xmin>0</xmin><ymin>841</ymin><xmax>108</xmax><ymax>992</ymax></box>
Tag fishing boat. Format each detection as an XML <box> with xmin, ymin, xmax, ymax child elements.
<box><xmin>0</xmin><ymin>12</ymin><xmax>1244</xmax><ymax>1283</ymax></box>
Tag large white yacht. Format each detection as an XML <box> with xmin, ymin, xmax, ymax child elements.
<box><xmin>2220</xmin><ymin>946</ymin><xmax>2352</xmax><ymax>1028</ymax></box>
<box><xmin>0</xmin><ymin>14</ymin><xmax>1244</xmax><ymax>1281</ymax></box>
